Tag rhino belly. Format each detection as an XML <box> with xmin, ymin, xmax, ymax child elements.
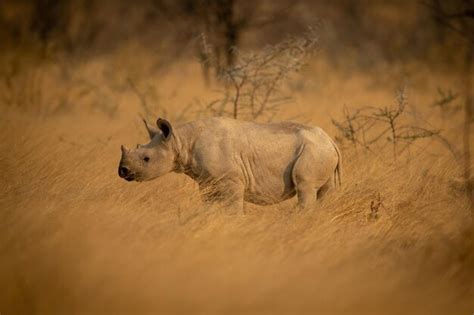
<box><xmin>243</xmin><ymin>176</ymin><xmax>296</xmax><ymax>206</ymax></box>
<box><xmin>244</xmin><ymin>188</ymin><xmax>296</xmax><ymax>205</ymax></box>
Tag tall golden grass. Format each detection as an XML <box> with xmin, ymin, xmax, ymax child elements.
<box><xmin>0</xmin><ymin>50</ymin><xmax>472</xmax><ymax>314</ymax></box>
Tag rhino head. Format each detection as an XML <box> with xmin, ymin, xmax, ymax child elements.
<box><xmin>118</xmin><ymin>118</ymin><xmax>176</xmax><ymax>182</ymax></box>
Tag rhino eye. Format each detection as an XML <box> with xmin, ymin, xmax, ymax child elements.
<box><xmin>143</xmin><ymin>156</ymin><xmax>150</xmax><ymax>162</ymax></box>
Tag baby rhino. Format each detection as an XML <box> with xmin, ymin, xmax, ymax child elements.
<box><xmin>118</xmin><ymin>117</ymin><xmax>341</xmax><ymax>212</ymax></box>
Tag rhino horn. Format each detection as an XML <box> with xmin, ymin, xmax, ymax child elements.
<box><xmin>121</xmin><ymin>145</ymin><xmax>130</xmax><ymax>154</ymax></box>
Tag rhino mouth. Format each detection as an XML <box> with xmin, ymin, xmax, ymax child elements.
<box><xmin>124</xmin><ymin>175</ymin><xmax>135</xmax><ymax>181</ymax></box>
<box><xmin>125</xmin><ymin>174</ymin><xmax>145</xmax><ymax>182</ymax></box>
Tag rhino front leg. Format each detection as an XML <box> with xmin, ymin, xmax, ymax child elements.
<box><xmin>225</xmin><ymin>193</ymin><xmax>245</xmax><ymax>215</ymax></box>
<box><xmin>199</xmin><ymin>177</ymin><xmax>245</xmax><ymax>215</ymax></box>
<box><xmin>221</xmin><ymin>177</ymin><xmax>245</xmax><ymax>215</ymax></box>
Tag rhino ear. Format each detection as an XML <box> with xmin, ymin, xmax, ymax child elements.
<box><xmin>156</xmin><ymin>118</ymin><xmax>173</xmax><ymax>141</ymax></box>
<box><xmin>143</xmin><ymin>119</ymin><xmax>159</xmax><ymax>140</ymax></box>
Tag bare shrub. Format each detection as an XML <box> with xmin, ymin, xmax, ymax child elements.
<box><xmin>332</xmin><ymin>87</ymin><xmax>454</xmax><ymax>159</ymax></box>
<box><xmin>433</xmin><ymin>87</ymin><xmax>460</xmax><ymax>115</ymax></box>
<box><xmin>200</xmin><ymin>27</ymin><xmax>319</xmax><ymax>121</ymax></box>
<box><xmin>368</xmin><ymin>192</ymin><xmax>385</xmax><ymax>221</ymax></box>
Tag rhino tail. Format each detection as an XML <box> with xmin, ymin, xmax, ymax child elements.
<box><xmin>329</xmin><ymin>137</ymin><xmax>342</xmax><ymax>187</ymax></box>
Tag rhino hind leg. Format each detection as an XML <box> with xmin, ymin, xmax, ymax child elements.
<box><xmin>294</xmin><ymin>181</ymin><xmax>318</xmax><ymax>209</ymax></box>
<box><xmin>316</xmin><ymin>174</ymin><xmax>335</xmax><ymax>200</ymax></box>
<box><xmin>292</xmin><ymin>145</ymin><xmax>334</xmax><ymax>209</ymax></box>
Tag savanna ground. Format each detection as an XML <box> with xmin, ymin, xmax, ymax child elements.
<box><xmin>1</xmin><ymin>1</ymin><xmax>473</xmax><ymax>314</ymax></box>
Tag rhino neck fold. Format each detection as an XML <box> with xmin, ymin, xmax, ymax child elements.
<box><xmin>171</xmin><ymin>124</ymin><xmax>196</xmax><ymax>175</ymax></box>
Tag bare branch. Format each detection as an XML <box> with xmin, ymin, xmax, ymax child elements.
<box><xmin>201</xmin><ymin>27</ymin><xmax>319</xmax><ymax>120</ymax></box>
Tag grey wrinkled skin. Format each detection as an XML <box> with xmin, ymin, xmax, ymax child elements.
<box><xmin>118</xmin><ymin>117</ymin><xmax>341</xmax><ymax>213</ymax></box>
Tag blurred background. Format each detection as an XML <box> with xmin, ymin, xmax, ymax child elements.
<box><xmin>0</xmin><ymin>0</ymin><xmax>472</xmax><ymax>117</ymax></box>
<box><xmin>1</xmin><ymin>0</ymin><xmax>473</xmax><ymax>140</ymax></box>
<box><xmin>0</xmin><ymin>1</ymin><xmax>473</xmax><ymax>314</ymax></box>
<box><xmin>1</xmin><ymin>0</ymin><xmax>471</xmax><ymax>65</ymax></box>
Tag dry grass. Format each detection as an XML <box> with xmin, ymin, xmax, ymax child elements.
<box><xmin>0</xmin><ymin>52</ymin><xmax>473</xmax><ymax>314</ymax></box>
